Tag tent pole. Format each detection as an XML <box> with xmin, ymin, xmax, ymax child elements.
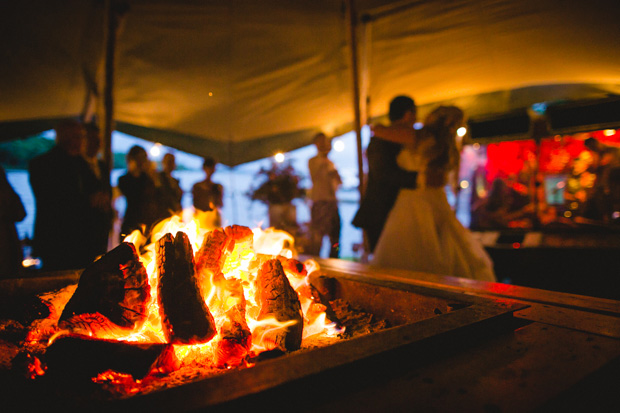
<box><xmin>102</xmin><ymin>0</ymin><xmax>114</xmax><ymax>174</ymax></box>
<box><xmin>102</xmin><ymin>1</ymin><xmax>126</xmax><ymax>174</ymax></box>
<box><xmin>346</xmin><ymin>0</ymin><xmax>365</xmax><ymax>198</ymax></box>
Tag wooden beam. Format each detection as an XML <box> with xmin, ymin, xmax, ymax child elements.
<box><xmin>346</xmin><ymin>0</ymin><xmax>365</xmax><ymax>198</ymax></box>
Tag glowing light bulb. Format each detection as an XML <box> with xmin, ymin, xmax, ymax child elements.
<box><xmin>457</xmin><ymin>127</ymin><xmax>467</xmax><ymax>137</ymax></box>
<box><xmin>274</xmin><ymin>152</ymin><xmax>285</xmax><ymax>163</ymax></box>
<box><xmin>414</xmin><ymin>122</ymin><xmax>424</xmax><ymax>130</ymax></box>
<box><xmin>460</xmin><ymin>180</ymin><xmax>470</xmax><ymax>189</ymax></box>
<box><xmin>150</xmin><ymin>144</ymin><xmax>161</xmax><ymax>157</ymax></box>
<box><xmin>603</xmin><ymin>129</ymin><xmax>616</xmax><ymax>136</ymax></box>
<box><xmin>333</xmin><ymin>139</ymin><xmax>345</xmax><ymax>152</ymax></box>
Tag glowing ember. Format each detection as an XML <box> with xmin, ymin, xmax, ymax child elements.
<box><xmin>26</xmin><ymin>213</ymin><xmax>339</xmax><ymax>386</ymax></box>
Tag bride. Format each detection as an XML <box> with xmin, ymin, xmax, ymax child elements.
<box><xmin>371</xmin><ymin>106</ymin><xmax>496</xmax><ymax>282</ymax></box>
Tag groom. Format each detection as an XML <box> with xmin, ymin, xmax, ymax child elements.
<box><xmin>353</xmin><ymin>95</ymin><xmax>419</xmax><ymax>253</ymax></box>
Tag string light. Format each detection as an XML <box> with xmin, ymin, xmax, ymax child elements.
<box><xmin>332</xmin><ymin>139</ymin><xmax>345</xmax><ymax>152</ymax></box>
<box><xmin>274</xmin><ymin>152</ymin><xmax>285</xmax><ymax>163</ymax></box>
<box><xmin>150</xmin><ymin>143</ymin><xmax>161</xmax><ymax>157</ymax></box>
<box><xmin>457</xmin><ymin>127</ymin><xmax>467</xmax><ymax>137</ymax></box>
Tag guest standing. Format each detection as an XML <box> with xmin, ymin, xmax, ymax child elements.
<box><xmin>157</xmin><ymin>153</ymin><xmax>183</xmax><ymax>218</ymax></box>
<box><xmin>307</xmin><ymin>132</ymin><xmax>342</xmax><ymax>258</ymax></box>
<box><xmin>117</xmin><ymin>145</ymin><xmax>160</xmax><ymax>240</ymax></box>
<box><xmin>29</xmin><ymin>120</ymin><xmax>93</xmax><ymax>270</ymax></box>
<box><xmin>192</xmin><ymin>157</ymin><xmax>223</xmax><ymax>228</ymax></box>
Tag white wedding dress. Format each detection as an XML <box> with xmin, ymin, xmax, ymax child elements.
<box><xmin>371</xmin><ymin>143</ymin><xmax>496</xmax><ymax>282</ymax></box>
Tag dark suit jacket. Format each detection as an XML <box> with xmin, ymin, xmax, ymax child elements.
<box><xmin>29</xmin><ymin>146</ymin><xmax>94</xmax><ymax>270</ymax></box>
<box><xmin>118</xmin><ymin>171</ymin><xmax>160</xmax><ymax>240</ymax></box>
<box><xmin>352</xmin><ymin>137</ymin><xmax>417</xmax><ymax>252</ymax></box>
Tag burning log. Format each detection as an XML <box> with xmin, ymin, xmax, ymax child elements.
<box><xmin>213</xmin><ymin>278</ymin><xmax>252</xmax><ymax>368</ymax></box>
<box><xmin>224</xmin><ymin>224</ymin><xmax>254</xmax><ymax>245</ymax></box>
<box><xmin>195</xmin><ymin>225</ymin><xmax>254</xmax><ymax>307</ymax></box>
<box><xmin>254</xmin><ymin>259</ymin><xmax>303</xmax><ymax>352</ymax></box>
<box><xmin>277</xmin><ymin>256</ymin><xmax>307</xmax><ymax>279</ymax></box>
<box><xmin>195</xmin><ymin>227</ymin><xmax>232</xmax><ymax>280</ymax></box>
<box><xmin>195</xmin><ymin>225</ymin><xmax>253</xmax><ymax>283</ymax></box>
<box><xmin>194</xmin><ymin>226</ymin><xmax>254</xmax><ymax>366</ymax></box>
<box><xmin>252</xmin><ymin>254</ymin><xmax>307</xmax><ymax>280</ymax></box>
<box><xmin>157</xmin><ymin>232</ymin><xmax>216</xmax><ymax>345</ymax></box>
<box><xmin>301</xmin><ymin>272</ymin><xmax>340</xmax><ymax>328</ymax></box>
<box><xmin>58</xmin><ymin>242</ymin><xmax>150</xmax><ymax>335</ymax></box>
<box><xmin>42</xmin><ymin>335</ymin><xmax>172</xmax><ymax>381</ymax></box>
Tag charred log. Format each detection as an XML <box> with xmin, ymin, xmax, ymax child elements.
<box><xmin>157</xmin><ymin>232</ymin><xmax>216</xmax><ymax>344</ymax></box>
<box><xmin>255</xmin><ymin>259</ymin><xmax>303</xmax><ymax>352</ymax></box>
<box><xmin>0</xmin><ymin>295</ymin><xmax>50</xmax><ymax>326</ymax></box>
<box><xmin>252</xmin><ymin>254</ymin><xmax>307</xmax><ymax>280</ymax></box>
<box><xmin>59</xmin><ymin>242</ymin><xmax>150</xmax><ymax>333</ymax></box>
<box><xmin>42</xmin><ymin>335</ymin><xmax>170</xmax><ymax>381</ymax></box>
<box><xmin>307</xmin><ymin>273</ymin><xmax>340</xmax><ymax>326</ymax></box>
<box><xmin>329</xmin><ymin>299</ymin><xmax>389</xmax><ymax>338</ymax></box>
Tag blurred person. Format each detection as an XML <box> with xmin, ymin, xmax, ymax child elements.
<box><xmin>82</xmin><ymin>123</ymin><xmax>113</xmax><ymax>259</ymax></box>
<box><xmin>372</xmin><ymin>106</ymin><xmax>496</xmax><ymax>282</ymax></box>
<box><xmin>583</xmin><ymin>137</ymin><xmax>620</xmax><ymax>221</ymax></box>
<box><xmin>29</xmin><ymin>119</ymin><xmax>94</xmax><ymax>270</ymax></box>
<box><xmin>157</xmin><ymin>152</ymin><xmax>183</xmax><ymax>217</ymax></box>
<box><xmin>0</xmin><ymin>165</ymin><xmax>26</xmax><ymax>278</ymax></box>
<box><xmin>352</xmin><ymin>95</ymin><xmax>419</xmax><ymax>254</ymax></box>
<box><xmin>307</xmin><ymin>132</ymin><xmax>342</xmax><ymax>258</ymax></box>
<box><xmin>117</xmin><ymin>145</ymin><xmax>160</xmax><ymax>241</ymax></box>
<box><xmin>192</xmin><ymin>156</ymin><xmax>223</xmax><ymax>228</ymax></box>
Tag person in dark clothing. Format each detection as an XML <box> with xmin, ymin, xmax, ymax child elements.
<box><xmin>157</xmin><ymin>152</ymin><xmax>183</xmax><ymax>218</ymax></box>
<box><xmin>117</xmin><ymin>145</ymin><xmax>160</xmax><ymax>241</ymax></box>
<box><xmin>82</xmin><ymin>123</ymin><xmax>113</xmax><ymax>259</ymax></box>
<box><xmin>29</xmin><ymin>120</ymin><xmax>94</xmax><ymax>270</ymax></box>
<box><xmin>352</xmin><ymin>95</ymin><xmax>419</xmax><ymax>253</ymax></box>
<box><xmin>0</xmin><ymin>165</ymin><xmax>26</xmax><ymax>278</ymax></box>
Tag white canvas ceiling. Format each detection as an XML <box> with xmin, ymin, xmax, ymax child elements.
<box><xmin>2</xmin><ymin>0</ymin><xmax>620</xmax><ymax>165</ymax></box>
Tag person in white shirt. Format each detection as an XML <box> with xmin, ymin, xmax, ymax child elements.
<box><xmin>307</xmin><ymin>132</ymin><xmax>342</xmax><ymax>258</ymax></box>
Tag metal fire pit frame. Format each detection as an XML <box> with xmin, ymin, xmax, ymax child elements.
<box><xmin>1</xmin><ymin>267</ymin><xmax>527</xmax><ymax>411</ymax></box>
<box><xmin>116</xmin><ymin>267</ymin><xmax>526</xmax><ymax>411</ymax></box>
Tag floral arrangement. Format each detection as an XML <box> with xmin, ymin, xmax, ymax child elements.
<box><xmin>248</xmin><ymin>161</ymin><xmax>306</xmax><ymax>205</ymax></box>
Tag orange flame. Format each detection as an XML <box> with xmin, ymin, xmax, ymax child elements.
<box><xmin>109</xmin><ymin>214</ymin><xmax>334</xmax><ymax>365</ymax></box>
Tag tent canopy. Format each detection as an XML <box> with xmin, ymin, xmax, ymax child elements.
<box><xmin>2</xmin><ymin>0</ymin><xmax>619</xmax><ymax>166</ymax></box>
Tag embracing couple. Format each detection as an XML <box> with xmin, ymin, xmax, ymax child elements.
<box><xmin>353</xmin><ymin>95</ymin><xmax>496</xmax><ymax>282</ymax></box>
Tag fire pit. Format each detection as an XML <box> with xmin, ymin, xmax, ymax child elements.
<box><xmin>1</xmin><ymin>273</ymin><xmax>524</xmax><ymax>410</ymax></box>
<box><xmin>0</xmin><ymin>219</ymin><xmax>526</xmax><ymax>411</ymax></box>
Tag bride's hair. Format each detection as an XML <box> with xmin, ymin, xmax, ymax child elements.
<box><xmin>421</xmin><ymin>106</ymin><xmax>464</xmax><ymax>187</ymax></box>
